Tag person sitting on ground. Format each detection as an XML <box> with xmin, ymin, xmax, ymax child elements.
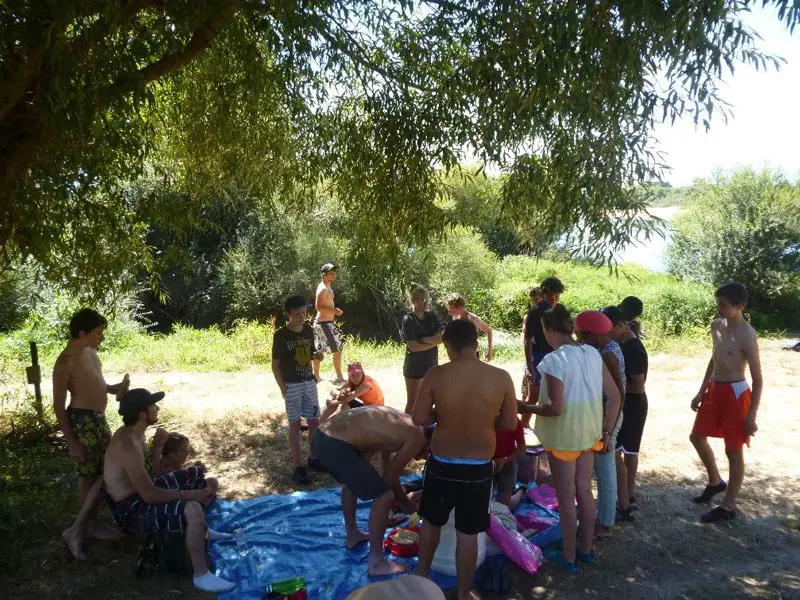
<box><xmin>446</xmin><ymin>293</ymin><xmax>494</xmax><ymax>362</ymax></box>
<box><xmin>104</xmin><ymin>388</ymin><xmax>235</xmax><ymax>593</ymax></box>
<box><xmin>151</xmin><ymin>430</ymin><xmax>193</xmax><ymax>476</ymax></box>
<box><xmin>518</xmin><ymin>305</ymin><xmax>621</xmax><ymax>574</ymax></box>
<box><xmin>311</xmin><ymin>406</ymin><xmax>429</xmax><ymax>576</ymax></box>
<box><xmin>493</xmin><ymin>415</ymin><xmax>527</xmax><ymax>509</ymax></box>
<box><xmin>321</xmin><ymin>362</ymin><xmax>385</xmax><ymax>422</ymax></box>
<box><xmin>576</xmin><ymin>310</ymin><xmax>626</xmax><ymax>540</ymax></box>
<box><xmin>271</xmin><ymin>294</ymin><xmax>324</xmax><ymax>486</ymax></box>
<box><xmin>413</xmin><ymin>319</ymin><xmax>518</xmax><ymax>600</ymax></box>
<box><xmin>619</xmin><ymin>296</ymin><xmax>644</xmax><ymax>339</ymax></box>
<box><xmin>689</xmin><ymin>283</ymin><xmax>762</xmax><ymax>523</ymax></box>
<box><xmin>55</xmin><ymin>308</ymin><xmax>130</xmax><ymax>559</ymax></box>
<box><xmin>603</xmin><ymin>306</ymin><xmax>649</xmax><ymax>520</ymax></box>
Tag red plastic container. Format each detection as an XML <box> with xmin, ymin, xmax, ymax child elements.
<box><xmin>383</xmin><ymin>526</ymin><xmax>420</xmax><ymax>557</ymax></box>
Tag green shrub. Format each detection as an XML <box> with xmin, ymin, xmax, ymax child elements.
<box><xmin>667</xmin><ymin>168</ymin><xmax>800</xmax><ymax>328</ymax></box>
<box><xmin>429</xmin><ymin>226</ymin><xmax>498</xmax><ymax>300</ymax></box>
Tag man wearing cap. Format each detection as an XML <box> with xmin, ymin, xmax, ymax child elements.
<box><xmin>272</xmin><ymin>295</ymin><xmax>324</xmax><ymax>485</ymax></box>
<box><xmin>103</xmin><ymin>389</ymin><xmax>235</xmax><ymax>593</ymax></box>
<box><xmin>312</xmin><ymin>263</ymin><xmax>345</xmax><ymax>383</ymax></box>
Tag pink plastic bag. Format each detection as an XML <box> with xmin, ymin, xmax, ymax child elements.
<box><xmin>526</xmin><ymin>484</ymin><xmax>559</xmax><ymax>511</ymax></box>
<box><xmin>487</xmin><ymin>515</ymin><xmax>544</xmax><ymax>574</ymax></box>
<box><xmin>515</xmin><ymin>512</ymin><xmax>559</xmax><ymax>533</ymax></box>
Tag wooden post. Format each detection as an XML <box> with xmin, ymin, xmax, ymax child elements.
<box><xmin>26</xmin><ymin>341</ymin><xmax>44</xmax><ymax>424</ymax></box>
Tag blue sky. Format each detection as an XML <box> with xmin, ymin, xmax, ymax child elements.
<box><xmin>653</xmin><ymin>4</ymin><xmax>800</xmax><ymax>186</ymax></box>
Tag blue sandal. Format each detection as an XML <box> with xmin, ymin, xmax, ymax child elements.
<box><xmin>544</xmin><ymin>547</ymin><xmax>579</xmax><ymax>574</ymax></box>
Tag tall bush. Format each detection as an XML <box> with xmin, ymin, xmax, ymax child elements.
<box><xmin>667</xmin><ymin>169</ymin><xmax>800</xmax><ymax>324</ymax></box>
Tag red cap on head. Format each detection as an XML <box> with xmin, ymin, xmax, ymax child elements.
<box><xmin>575</xmin><ymin>311</ymin><xmax>613</xmax><ymax>335</ymax></box>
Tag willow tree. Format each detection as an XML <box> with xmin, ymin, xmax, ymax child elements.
<box><xmin>1</xmin><ymin>0</ymin><xmax>798</xmax><ymax>298</ymax></box>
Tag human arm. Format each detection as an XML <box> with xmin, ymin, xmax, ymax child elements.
<box><xmin>602</xmin><ymin>353</ymin><xmax>625</xmax><ymax>401</ymax></box>
<box><xmin>53</xmin><ymin>357</ymin><xmax>84</xmax><ymax>461</ymax></box>
<box><xmin>336</xmin><ymin>381</ymin><xmax>371</xmax><ymax>404</ymax></box>
<box><xmin>384</xmin><ymin>428</ymin><xmax>426</xmax><ymax>513</ymax></box>
<box><xmin>402</xmin><ymin>314</ymin><xmax>440</xmax><ymax>352</ymax></box>
<box><xmin>107</xmin><ymin>373</ymin><xmax>130</xmax><ymax>395</ymax></box>
<box><xmin>121</xmin><ymin>437</ymin><xmax>213</xmax><ymax>505</ymax></box>
<box><xmin>522</xmin><ymin>313</ymin><xmax>532</xmax><ymax>372</ymax></box>
<box><xmin>744</xmin><ymin>329</ymin><xmax>762</xmax><ymax>435</ymax></box>
<box><xmin>526</xmin><ymin>373</ymin><xmax>565</xmax><ymax>417</ymax></box>
<box><xmin>411</xmin><ymin>374</ymin><xmax>436</xmax><ymax>426</ymax></box>
<box><xmin>271</xmin><ymin>359</ymin><xmax>286</xmax><ymax>397</ymax></box>
<box><xmin>473</xmin><ymin>315</ymin><xmax>493</xmax><ymax>361</ymax></box>
<box><xmin>498</xmin><ymin>373</ymin><xmax>518</xmax><ymax>430</ymax></box>
<box><xmin>150</xmin><ymin>427</ymin><xmax>170</xmax><ymax>475</ymax></box>
<box><xmin>601</xmin><ymin>363</ymin><xmax>621</xmax><ymax>451</ymax></box>
<box><xmin>691</xmin><ymin>357</ymin><xmax>714</xmax><ymax>411</ymax></box>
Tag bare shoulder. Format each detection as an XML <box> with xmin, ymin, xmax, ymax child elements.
<box><xmin>483</xmin><ymin>362</ymin><xmax>513</xmax><ymax>383</ymax></box>
<box><xmin>740</xmin><ymin>321</ymin><xmax>760</xmax><ymax>348</ymax></box>
<box><xmin>711</xmin><ymin>317</ymin><xmax>724</xmax><ymax>331</ymax></box>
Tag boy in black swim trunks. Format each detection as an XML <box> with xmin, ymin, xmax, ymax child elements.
<box><xmin>413</xmin><ymin>320</ymin><xmax>517</xmax><ymax>600</ymax></box>
<box><xmin>311</xmin><ymin>406</ymin><xmax>428</xmax><ymax>577</ymax></box>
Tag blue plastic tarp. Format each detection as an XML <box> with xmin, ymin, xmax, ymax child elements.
<box><xmin>207</xmin><ymin>480</ymin><xmax>560</xmax><ymax>600</ymax></box>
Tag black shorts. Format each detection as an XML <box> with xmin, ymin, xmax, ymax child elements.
<box><xmin>616</xmin><ymin>393</ymin><xmax>648</xmax><ymax>454</ymax></box>
<box><xmin>419</xmin><ymin>455</ymin><xmax>493</xmax><ymax>535</ymax></box>
<box><xmin>310</xmin><ymin>430</ymin><xmax>388</xmax><ymax>500</ymax></box>
<box><xmin>494</xmin><ymin>460</ymin><xmax>518</xmax><ymax>495</ymax></box>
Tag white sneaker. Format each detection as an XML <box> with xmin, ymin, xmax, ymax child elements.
<box><xmin>193</xmin><ymin>572</ymin><xmax>236</xmax><ymax>593</ymax></box>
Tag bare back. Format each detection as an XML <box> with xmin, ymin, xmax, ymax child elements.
<box><xmin>320</xmin><ymin>406</ymin><xmax>416</xmax><ymax>453</ymax></box>
<box><xmin>711</xmin><ymin>318</ymin><xmax>758</xmax><ymax>382</ymax></box>
<box><xmin>104</xmin><ymin>427</ymin><xmax>146</xmax><ymax>501</ymax></box>
<box><xmin>422</xmin><ymin>359</ymin><xmax>515</xmax><ymax>460</ymax></box>
<box><xmin>315</xmin><ymin>282</ymin><xmax>336</xmax><ymax>322</ymax></box>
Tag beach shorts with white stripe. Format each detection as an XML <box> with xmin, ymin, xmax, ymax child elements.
<box><xmin>284</xmin><ymin>379</ymin><xmax>320</xmax><ymax>423</ymax></box>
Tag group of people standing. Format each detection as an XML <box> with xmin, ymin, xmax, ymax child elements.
<box><xmin>51</xmin><ymin>262</ymin><xmax>763</xmax><ymax>599</ymax></box>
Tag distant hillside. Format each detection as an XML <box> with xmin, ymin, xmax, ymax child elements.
<box><xmin>640</xmin><ymin>182</ymin><xmax>692</xmax><ymax>208</ymax></box>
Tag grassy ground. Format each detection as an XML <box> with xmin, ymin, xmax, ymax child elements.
<box><xmin>2</xmin><ymin>340</ymin><xmax>799</xmax><ymax>599</ymax></box>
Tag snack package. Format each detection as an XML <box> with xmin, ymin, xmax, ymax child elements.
<box><xmin>526</xmin><ymin>484</ymin><xmax>559</xmax><ymax>511</ymax></box>
<box><xmin>486</xmin><ymin>515</ymin><xmax>544</xmax><ymax>574</ymax></box>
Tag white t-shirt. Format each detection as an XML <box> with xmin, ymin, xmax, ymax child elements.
<box><xmin>533</xmin><ymin>344</ymin><xmax>604</xmax><ymax>451</ymax></box>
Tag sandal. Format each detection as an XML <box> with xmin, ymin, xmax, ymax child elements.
<box><xmin>616</xmin><ymin>506</ymin><xmax>636</xmax><ymax>522</ymax></box>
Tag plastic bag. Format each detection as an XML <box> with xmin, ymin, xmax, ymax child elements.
<box><xmin>526</xmin><ymin>483</ymin><xmax>559</xmax><ymax>511</ymax></box>
<box><xmin>486</xmin><ymin>515</ymin><xmax>544</xmax><ymax>575</ymax></box>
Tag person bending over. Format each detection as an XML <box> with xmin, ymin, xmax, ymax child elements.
<box><xmin>311</xmin><ymin>406</ymin><xmax>428</xmax><ymax>576</ymax></box>
<box><xmin>413</xmin><ymin>319</ymin><xmax>517</xmax><ymax>600</ymax></box>
<box><xmin>104</xmin><ymin>389</ymin><xmax>235</xmax><ymax>593</ymax></box>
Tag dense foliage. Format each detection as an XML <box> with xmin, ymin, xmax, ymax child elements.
<box><xmin>667</xmin><ymin>168</ymin><xmax>800</xmax><ymax>324</ymax></box>
<box><xmin>3</xmin><ymin>1</ymin><xmax>799</xmax><ymax>301</ymax></box>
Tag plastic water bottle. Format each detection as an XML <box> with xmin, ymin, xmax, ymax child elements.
<box><xmin>234</xmin><ymin>525</ymin><xmax>248</xmax><ymax>556</ymax></box>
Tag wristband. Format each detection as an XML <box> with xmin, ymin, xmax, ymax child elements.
<box><xmin>417</xmin><ymin>336</ymin><xmax>425</xmax><ymax>344</ymax></box>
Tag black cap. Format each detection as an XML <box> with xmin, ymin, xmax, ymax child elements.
<box><xmin>320</xmin><ymin>263</ymin><xmax>338</xmax><ymax>275</ymax></box>
<box><xmin>118</xmin><ymin>388</ymin><xmax>164</xmax><ymax>418</ymax></box>
<box><xmin>284</xmin><ymin>295</ymin><xmax>310</xmax><ymax>312</ymax></box>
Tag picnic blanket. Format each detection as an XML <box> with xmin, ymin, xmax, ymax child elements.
<box><xmin>206</xmin><ymin>478</ymin><xmax>560</xmax><ymax>600</ymax></box>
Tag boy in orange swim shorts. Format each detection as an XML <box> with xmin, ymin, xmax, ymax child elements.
<box><xmin>689</xmin><ymin>283</ymin><xmax>762</xmax><ymax>523</ymax></box>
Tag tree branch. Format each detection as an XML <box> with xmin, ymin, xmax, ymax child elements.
<box><xmin>114</xmin><ymin>0</ymin><xmax>237</xmax><ymax>93</ymax></box>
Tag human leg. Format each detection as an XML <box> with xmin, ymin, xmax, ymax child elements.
<box><xmin>367</xmin><ymin>491</ymin><xmax>407</xmax><ymax>575</ymax></box>
<box><xmin>63</xmin><ymin>477</ymin><xmax>106</xmax><ymax>559</ymax></box>
<box><xmin>721</xmin><ymin>448</ymin><xmax>745</xmax><ymax>511</ymax></box>
<box><xmin>616</xmin><ymin>452</ymin><xmax>630</xmax><ymax>512</ymax></box>
<box><xmin>455</xmin><ymin>532</ymin><xmax>479</xmax><ymax>600</ymax></box>
<box><xmin>404</xmin><ymin>377</ymin><xmax>423</xmax><ymax>414</ymax></box>
<box><xmin>342</xmin><ymin>487</ymin><xmax>369</xmax><ymax>550</ymax></box>
<box><xmin>574</xmin><ymin>451</ymin><xmax>596</xmax><ymax>556</ymax></box>
<box><xmin>183</xmin><ymin>501</ymin><xmax>235</xmax><ymax>592</ymax></box>
<box><xmin>690</xmin><ymin>432</ymin><xmax>723</xmax><ymax>485</ymax></box>
<box><xmin>625</xmin><ymin>454</ymin><xmax>639</xmax><ymax>500</ymax></box>
<box><xmin>593</xmin><ymin>449</ymin><xmax>617</xmax><ymax>534</ymax></box>
<box><xmin>416</xmin><ymin>521</ymin><xmax>441</xmax><ymax>578</ymax></box>
<box><xmin>548</xmin><ymin>452</ymin><xmax>578</xmax><ymax>563</ymax></box>
<box><xmin>333</xmin><ymin>351</ymin><xmax>344</xmax><ymax>382</ymax></box>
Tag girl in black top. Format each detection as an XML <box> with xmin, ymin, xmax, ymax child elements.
<box><xmin>400</xmin><ymin>283</ymin><xmax>443</xmax><ymax>413</ymax></box>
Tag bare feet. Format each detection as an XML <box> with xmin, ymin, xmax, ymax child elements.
<box><xmin>367</xmin><ymin>557</ymin><xmax>408</xmax><ymax>576</ymax></box>
<box><xmin>62</xmin><ymin>528</ymin><xmax>88</xmax><ymax>560</ymax></box>
<box><xmin>345</xmin><ymin>529</ymin><xmax>370</xmax><ymax>550</ymax></box>
<box><xmin>458</xmin><ymin>590</ymin><xmax>480</xmax><ymax>600</ymax></box>
<box><xmin>87</xmin><ymin>520</ymin><xmax>124</xmax><ymax>541</ymax></box>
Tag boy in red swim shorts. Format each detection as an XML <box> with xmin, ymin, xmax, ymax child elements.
<box><xmin>689</xmin><ymin>283</ymin><xmax>762</xmax><ymax>523</ymax></box>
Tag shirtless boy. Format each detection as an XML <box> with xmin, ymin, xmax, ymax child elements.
<box><xmin>104</xmin><ymin>388</ymin><xmax>235</xmax><ymax>593</ymax></box>
<box><xmin>311</xmin><ymin>406</ymin><xmax>427</xmax><ymax>576</ymax></box>
<box><xmin>312</xmin><ymin>263</ymin><xmax>345</xmax><ymax>383</ymax></box>
<box><xmin>690</xmin><ymin>283</ymin><xmax>762</xmax><ymax>523</ymax></box>
<box><xmin>413</xmin><ymin>319</ymin><xmax>518</xmax><ymax>600</ymax></box>
<box><xmin>53</xmin><ymin>309</ymin><xmax>130</xmax><ymax>558</ymax></box>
